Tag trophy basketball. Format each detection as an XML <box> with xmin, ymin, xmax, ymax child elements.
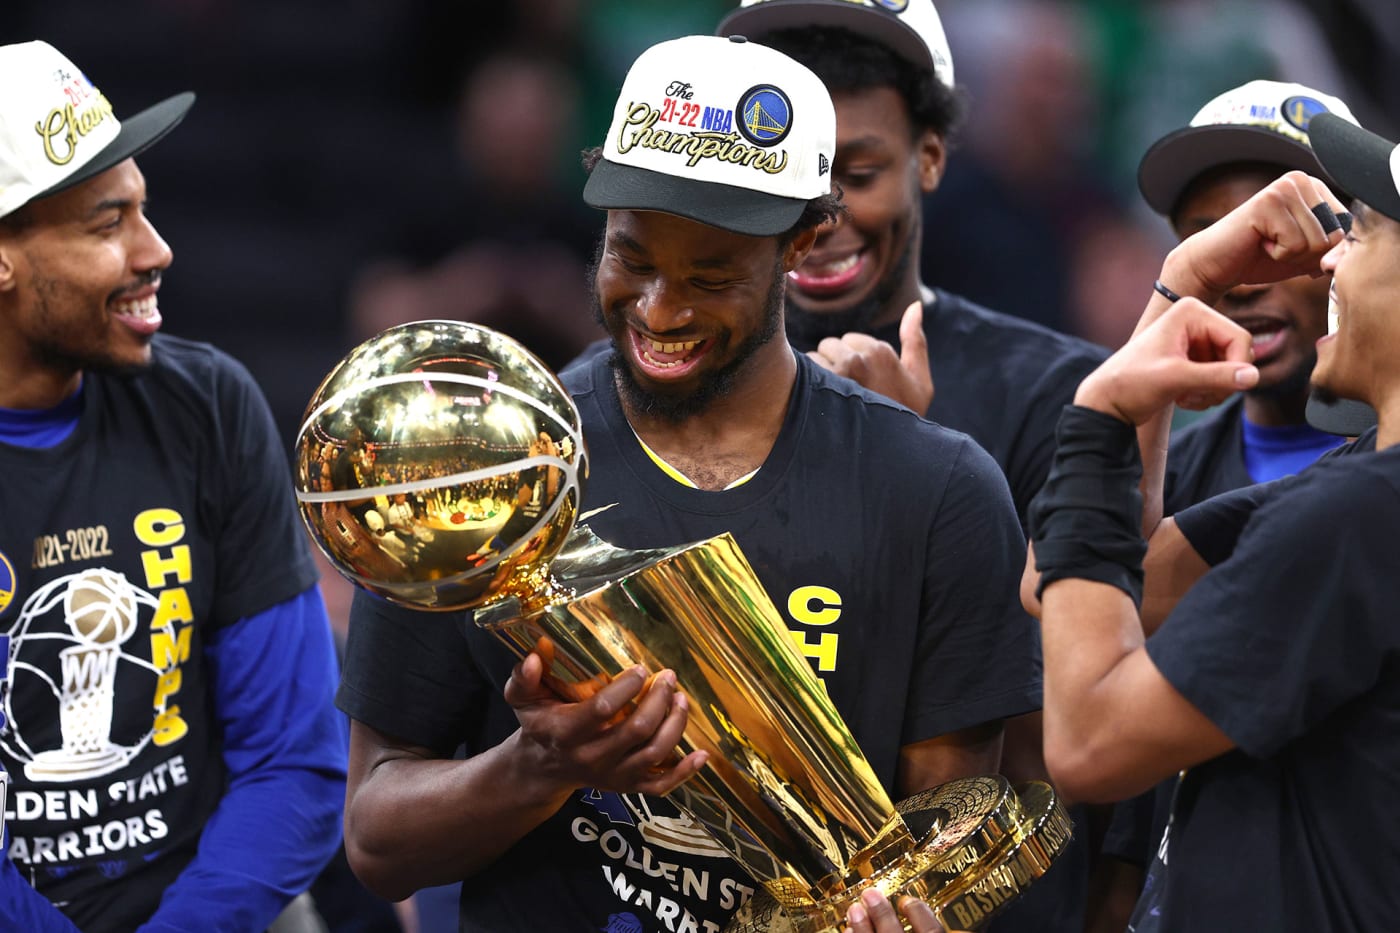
<box><xmin>294</xmin><ymin>321</ymin><xmax>1070</xmax><ymax>931</ymax></box>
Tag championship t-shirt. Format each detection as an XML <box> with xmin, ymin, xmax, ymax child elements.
<box><xmin>0</xmin><ymin>336</ymin><xmax>318</xmax><ymax>930</ymax></box>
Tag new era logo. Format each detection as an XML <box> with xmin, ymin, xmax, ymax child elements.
<box><xmin>818</xmin><ymin>153</ymin><xmax>829</xmax><ymax>176</ymax></box>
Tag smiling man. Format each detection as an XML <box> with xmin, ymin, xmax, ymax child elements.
<box><xmin>338</xmin><ymin>34</ymin><xmax>1040</xmax><ymax>933</ymax></box>
<box><xmin>1094</xmin><ymin>80</ymin><xmax>1371</xmax><ymax>923</ymax></box>
<box><xmin>0</xmin><ymin>40</ymin><xmax>345</xmax><ymax>932</ymax></box>
<box><xmin>717</xmin><ymin>0</ymin><xmax>1109</xmax><ymax>533</ymax></box>
<box><xmin>713</xmin><ymin>5</ymin><xmax>1111</xmax><ymax>929</ymax></box>
<box><xmin>1136</xmin><ymin>80</ymin><xmax>1370</xmax><ymax>513</ymax></box>
<box><xmin>1027</xmin><ymin>112</ymin><xmax>1400</xmax><ymax>927</ymax></box>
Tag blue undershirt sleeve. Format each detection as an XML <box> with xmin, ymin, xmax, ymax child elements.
<box><xmin>136</xmin><ymin>587</ymin><xmax>348</xmax><ymax>932</ymax></box>
<box><xmin>1</xmin><ymin>820</ymin><xmax>81</xmax><ymax>933</ymax></box>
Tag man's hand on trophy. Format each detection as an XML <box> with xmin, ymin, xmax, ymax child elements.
<box><xmin>844</xmin><ymin>889</ymin><xmax>967</xmax><ymax>933</ymax></box>
<box><xmin>504</xmin><ymin>652</ymin><xmax>710</xmax><ymax>796</ymax></box>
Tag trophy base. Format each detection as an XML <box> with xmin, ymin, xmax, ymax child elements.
<box><xmin>724</xmin><ymin>777</ymin><xmax>1071</xmax><ymax>933</ymax></box>
<box><xmin>25</xmin><ymin>746</ymin><xmax>132</xmax><ymax>781</ymax></box>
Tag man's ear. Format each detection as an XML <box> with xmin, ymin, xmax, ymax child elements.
<box><xmin>918</xmin><ymin>129</ymin><xmax>947</xmax><ymax>195</ymax></box>
<box><xmin>782</xmin><ymin>225</ymin><xmax>819</xmax><ymax>273</ymax></box>
<box><xmin>0</xmin><ymin>244</ymin><xmax>17</xmax><ymax>293</ymax></box>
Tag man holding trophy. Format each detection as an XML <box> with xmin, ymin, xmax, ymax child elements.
<box><xmin>335</xmin><ymin>34</ymin><xmax>1042</xmax><ymax>932</ymax></box>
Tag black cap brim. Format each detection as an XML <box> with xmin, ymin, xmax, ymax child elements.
<box><xmin>35</xmin><ymin>91</ymin><xmax>195</xmax><ymax>201</ymax></box>
<box><xmin>1309</xmin><ymin>111</ymin><xmax>1400</xmax><ymax>223</ymax></box>
<box><xmin>1138</xmin><ymin>124</ymin><xmax>1340</xmax><ymax>217</ymax></box>
<box><xmin>1305</xmin><ymin>390</ymin><xmax>1378</xmax><ymax>437</ymax></box>
<box><xmin>1303</xmin><ymin>112</ymin><xmax>1394</xmax><ymax>435</ymax></box>
<box><xmin>583</xmin><ymin>159</ymin><xmax>807</xmax><ymax>237</ymax></box>
<box><xmin>718</xmin><ymin>0</ymin><xmax>934</xmax><ymax>76</ymax></box>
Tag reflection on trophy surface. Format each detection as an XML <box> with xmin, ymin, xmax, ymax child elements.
<box><xmin>294</xmin><ymin>320</ymin><xmax>585</xmax><ymax>612</ymax></box>
<box><xmin>295</xmin><ymin>321</ymin><xmax>1071</xmax><ymax>931</ymax></box>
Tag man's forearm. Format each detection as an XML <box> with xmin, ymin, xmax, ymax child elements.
<box><xmin>344</xmin><ymin>725</ymin><xmax>575</xmax><ymax>901</ymax></box>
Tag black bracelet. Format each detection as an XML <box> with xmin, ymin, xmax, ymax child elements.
<box><xmin>1152</xmin><ymin>279</ymin><xmax>1183</xmax><ymax>303</ymax></box>
<box><xmin>1029</xmin><ymin>406</ymin><xmax>1147</xmax><ymax>608</ymax></box>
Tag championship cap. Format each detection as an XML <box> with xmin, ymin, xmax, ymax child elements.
<box><xmin>1301</xmin><ymin>110</ymin><xmax>1398</xmax><ymax>437</ymax></box>
<box><xmin>717</xmin><ymin>0</ymin><xmax>955</xmax><ymax>90</ymax></box>
<box><xmin>583</xmin><ymin>35</ymin><xmax>835</xmax><ymax>238</ymax></box>
<box><xmin>1138</xmin><ymin>80</ymin><xmax>1357</xmax><ymax>217</ymax></box>
<box><xmin>0</xmin><ymin>40</ymin><xmax>194</xmax><ymax>220</ymax></box>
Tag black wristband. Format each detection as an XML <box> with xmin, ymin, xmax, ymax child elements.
<box><xmin>1029</xmin><ymin>405</ymin><xmax>1147</xmax><ymax>607</ymax></box>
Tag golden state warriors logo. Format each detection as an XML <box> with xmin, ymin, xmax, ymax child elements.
<box><xmin>0</xmin><ymin>550</ymin><xmax>14</xmax><ymax>614</ymax></box>
<box><xmin>737</xmin><ymin>84</ymin><xmax>792</xmax><ymax>148</ymax></box>
<box><xmin>1282</xmin><ymin>95</ymin><xmax>1328</xmax><ymax>133</ymax></box>
<box><xmin>871</xmin><ymin>0</ymin><xmax>910</xmax><ymax>11</ymax></box>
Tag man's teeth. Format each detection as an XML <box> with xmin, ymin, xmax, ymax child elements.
<box><xmin>808</xmin><ymin>254</ymin><xmax>859</xmax><ymax>276</ymax></box>
<box><xmin>647</xmin><ymin>338</ymin><xmax>699</xmax><ymax>355</ymax></box>
<box><xmin>114</xmin><ymin>295</ymin><xmax>158</xmax><ymax>319</ymax></box>
<box><xmin>640</xmin><ymin>337</ymin><xmax>701</xmax><ymax>369</ymax></box>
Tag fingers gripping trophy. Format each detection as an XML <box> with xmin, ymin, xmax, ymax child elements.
<box><xmin>295</xmin><ymin>319</ymin><xmax>1069</xmax><ymax>931</ymax></box>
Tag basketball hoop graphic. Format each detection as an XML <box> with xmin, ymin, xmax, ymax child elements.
<box><xmin>4</xmin><ymin>569</ymin><xmax>159</xmax><ymax>782</ymax></box>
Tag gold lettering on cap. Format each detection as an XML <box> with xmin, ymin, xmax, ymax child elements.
<box><xmin>34</xmin><ymin>92</ymin><xmax>116</xmax><ymax>166</ymax></box>
<box><xmin>615</xmin><ymin>101</ymin><xmax>790</xmax><ymax>176</ymax></box>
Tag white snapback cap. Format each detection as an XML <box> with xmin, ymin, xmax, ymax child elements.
<box><xmin>1138</xmin><ymin>79</ymin><xmax>1357</xmax><ymax>217</ymax></box>
<box><xmin>583</xmin><ymin>34</ymin><xmax>835</xmax><ymax>237</ymax></box>
<box><xmin>717</xmin><ymin>0</ymin><xmax>954</xmax><ymax>90</ymax></box>
<box><xmin>0</xmin><ymin>40</ymin><xmax>194</xmax><ymax>219</ymax></box>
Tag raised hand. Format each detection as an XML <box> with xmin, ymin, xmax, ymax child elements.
<box><xmin>1161</xmin><ymin>170</ymin><xmax>1347</xmax><ymax>304</ymax></box>
<box><xmin>504</xmin><ymin>652</ymin><xmax>708</xmax><ymax>797</ymax></box>
<box><xmin>1076</xmin><ymin>298</ymin><xmax>1260</xmax><ymax>426</ymax></box>
<box><xmin>807</xmin><ymin>301</ymin><xmax>934</xmax><ymax>413</ymax></box>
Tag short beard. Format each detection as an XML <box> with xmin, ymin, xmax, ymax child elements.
<box><xmin>32</xmin><ymin>339</ymin><xmax>149</xmax><ymax>377</ymax></box>
<box><xmin>588</xmin><ymin>249</ymin><xmax>787</xmax><ymax>424</ymax></box>
<box><xmin>29</xmin><ymin>279</ymin><xmax>152</xmax><ymax>377</ymax></box>
<box><xmin>783</xmin><ymin>233</ymin><xmax>914</xmax><ymax>349</ymax></box>
<box><xmin>1250</xmin><ymin>349</ymin><xmax>1317</xmax><ymax>402</ymax></box>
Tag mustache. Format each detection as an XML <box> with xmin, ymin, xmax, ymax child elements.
<box><xmin>109</xmin><ymin>270</ymin><xmax>162</xmax><ymax>301</ymax></box>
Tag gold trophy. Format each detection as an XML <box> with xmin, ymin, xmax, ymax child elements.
<box><xmin>295</xmin><ymin>321</ymin><xmax>1071</xmax><ymax>932</ymax></box>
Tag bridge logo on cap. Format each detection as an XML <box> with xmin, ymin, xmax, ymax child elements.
<box><xmin>1282</xmin><ymin>95</ymin><xmax>1329</xmax><ymax>133</ymax></box>
<box><xmin>737</xmin><ymin>84</ymin><xmax>792</xmax><ymax>147</ymax></box>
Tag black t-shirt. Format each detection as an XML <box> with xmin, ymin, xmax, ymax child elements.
<box><xmin>790</xmin><ymin>289</ymin><xmax>1109</xmax><ymax>530</ymax></box>
<box><xmin>1174</xmin><ymin>427</ymin><xmax>1379</xmax><ymax>566</ymax></box>
<box><xmin>1103</xmin><ymin>397</ymin><xmax>1250</xmax><ymax>870</ymax></box>
<box><xmin>337</xmin><ymin>351</ymin><xmax>1041</xmax><ymax>932</ymax></box>
<box><xmin>1161</xmin><ymin>397</ymin><xmax>1252</xmax><ymax>516</ymax></box>
<box><xmin>1129</xmin><ymin>441</ymin><xmax>1400</xmax><ymax>930</ymax></box>
<box><xmin>0</xmin><ymin>336</ymin><xmax>318</xmax><ymax>931</ymax></box>
<box><xmin>784</xmin><ymin>292</ymin><xmax>1104</xmax><ymax>933</ymax></box>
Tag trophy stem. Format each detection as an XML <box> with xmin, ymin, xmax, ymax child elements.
<box><xmin>477</xmin><ymin>525</ymin><xmax>914</xmax><ymax>905</ymax></box>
